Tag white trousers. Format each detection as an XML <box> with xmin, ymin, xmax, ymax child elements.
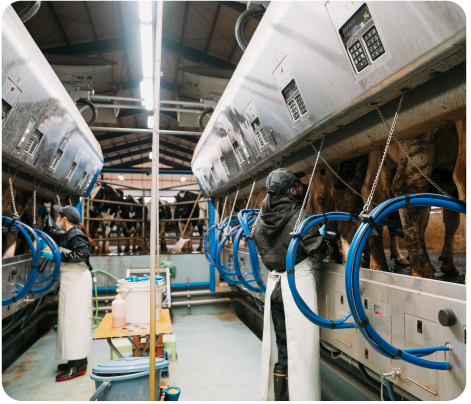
<box><xmin>56</xmin><ymin>263</ymin><xmax>93</xmax><ymax>360</ymax></box>
<box><xmin>260</xmin><ymin>258</ymin><xmax>321</xmax><ymax>401</ymax></box>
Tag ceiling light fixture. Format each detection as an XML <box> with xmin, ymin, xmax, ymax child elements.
<box><xmin>139</xmin><ymin>1</ymin><xmax>154</xmax><ymax>111</ymax></box>
<box><xmin>118</xmin><ymin>175</ymin><xmax>124</xmax><ymax>181</ymax></box>
<box><xmin>181</xmin><ymin>176</ymin><xmax>186</xmax><ymax>182</ymax></box>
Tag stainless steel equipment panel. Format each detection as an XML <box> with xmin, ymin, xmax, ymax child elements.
<box><xmin>224</xmin><ymin>246</ymin><xmax>466</xmax><ymax>400</ymax></box>
<box><xmin>2</xmin><ymin>7</ymin><xmax>103</xmax><ymax>196</ymax></box>
<box><xmin>192</xmin><ymin>1</ymin><xmax>465</xmax><ymax>196</ymax></box>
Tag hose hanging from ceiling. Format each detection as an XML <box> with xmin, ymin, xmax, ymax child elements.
<box><xmin>17</xmin><ymin>1</ymin><xmax>41</xmax><ymax>23</ymax></box>
<box><xmin>77</xmin><ymin>98</ymin><xmax>98</xmax><ymax>126</ymax></box>
<box><xmin>235</xmin><ymin>5</ymin><xmax>266</xmax><ymax>52</ymax></box>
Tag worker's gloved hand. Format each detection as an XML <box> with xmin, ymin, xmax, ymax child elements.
<box><xmin>41</xmin><ymin>250</ymin><xmax>54</xmax><ymax>260</ymax></box>
<box><xmin>40</xmin><ymin>238</ymin><xmax>48</xmax><ymax>250</ymax></box>
<box><xmin>319</xmin><ymin>224</ymin><xmax>326</xmax><ymax>237</ymax></box>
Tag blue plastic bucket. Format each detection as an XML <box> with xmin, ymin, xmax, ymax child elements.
<box><xmin>165</xmin><ymin>386</ymin><xmax>181</xmax><ymax>401</ymax></box>
<box><xmin>90</xmin><ymin>357</ymin><xmax>169</xmax><ymax>401</ymax></box>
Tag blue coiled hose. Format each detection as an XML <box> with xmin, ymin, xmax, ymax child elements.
<box><xmin>231</xmin><ymin>210</ymin><xmax>266</xmax><ymax>293</ymax></box>
<box><xmin>30</xmin><ymin>229</ymin><xmax>61</xmax><ymax>294</ymax></box>
<box><xmin>345</xmin><ymin>193</ymin><xmax>464</xmax><ymax>370</ymax></box>
<box><xmin>2</xmin><ymin>217</ymin><xmax>41</xmax><ymax>306</ymax></box>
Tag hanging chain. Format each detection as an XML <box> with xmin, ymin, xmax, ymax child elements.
<box><xmin>310</xmin><ymin>144</ymin><xmax>376</xmax><ymax>206</ymax></box>
<box><xmin>245</xmin><ymin>178</ymin><xmax>257</xmax><ymax>209</ymax></box>
<box><xmin>224</xmin><ymin>189</ymin><xmax>240</xmax><ymax>236</ymax></box>
<box><xmin>9</xmin><ymin>175</ymin><xmax>19</xmax><ymax>219</ymax></box>
<box><xmin>33</xmin><ymin>190</ymin><xmax>37</xmax><ymax>228</ymax></box>
<box><xmin>3</xmin><ymin>168</ymin><xmax>18</xmax><ymax>202</ymax></box>
<box><xmin>292</xmin><ymin>135</ymin><xmax>326</xmax><ymax>233</ymax></box>
<box><xmin>360</xmin><ymin>91</ymin><xmax>406</xmax><ymax>215</ymax></box>
<box><xmin>55</xmin><ymin>187</ymin><xmax>62</xmax><ymax>207</ymax></box>
<box><xmin>374</xmin><ymin>104</ymin><xmax>452</xmax><ymax>198</ymax></box>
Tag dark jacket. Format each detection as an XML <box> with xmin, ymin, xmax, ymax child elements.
<box><xmin>44</xmin><ymin>224</ymin><xmax>91</xmax><ymax>266</ymax></box>
<box><xmin>253</xmin><ymin>195</ymin><xmax>329</xmax><ymax>272</ymax></box>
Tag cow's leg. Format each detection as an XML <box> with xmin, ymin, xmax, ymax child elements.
<box><xmin>389</xmin><ymin>234</ymin><xmax>410</xmax><ymax>265</ymax></box>
<box><xmin>104</xmin><ymin>224</ymin><xmax>111</xmax><ymax>254</ymax></box>
<box><xmin>160</xmin><ymin>222</ymin><xmax>168</xmax><ymax>252</ymax></box>
<box><xmin>3</xmin><ymin>233</ymin><xmax>19</xmax><ymax>258</ymax></box>
<box><xmin>97</xmin><ymin>225</ymin><xmax>104</xmax><ymax>254</ymax></box>
<box><xmin>400</xmin><ymin>206</ymin><xmax>435</xmax><ymax>278</ymax></box>
<box><xmin>368</xmin><ymin>227</ymin><xmax>389</xmax><ymax>271</ymax></box>
<box><xmin>122</xmin><ymin>225</ymin><xmax>130</xmax><ymax>253</ymax></box>
<box><xmin>438</xmin><ymin>209</ymin><xmax>460</xmax><ymax>276</ymax></box>
<box><xmin>454</xmin><ymin>120</ymin><xmax>466</xmax><ymax>202</ymax></box>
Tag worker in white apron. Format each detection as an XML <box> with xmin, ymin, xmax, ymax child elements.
<box><xmin>42</xmin><ymin>205</ymin><xmax>92</xmax><ymax>382</ymax></box>
<box><xmin>253</xmin><ymin>168</ymin><xmax>332</xmax><ymax>401</ymax></box>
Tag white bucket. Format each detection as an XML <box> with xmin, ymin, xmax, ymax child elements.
<box><xmin>117</xmin><ymin>277</ymin><xmax>166</xmax><ymax>324</ymax></box>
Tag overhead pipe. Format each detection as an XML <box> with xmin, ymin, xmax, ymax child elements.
<box><xmin>17</xmin><ymin>1</ymin><xmax>41</xmax><ymax>23</ymax></box>
<box><xmin>91</xmin><ymin>103</ymin><xmax>203</xmax><ymax>114</ymax></box>
<box><xmin>235</xmin><ymin>5</ymin><xmax>266</xmax><ymax>52</ymax></box>
<box><xmin>89</xmin><ymin>94</ymin><xmax>204</xmax><ymax>108</ymax></box>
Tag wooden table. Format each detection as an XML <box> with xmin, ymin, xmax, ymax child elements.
<box><xmin>93</xmin><ymin>310</ymin><xmax>172</xmax><ymax>358</ymax></box>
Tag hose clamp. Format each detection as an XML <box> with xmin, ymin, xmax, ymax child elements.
<box><xmin>286</xmin><ymin>269</ymin><xmax>294</xmax><ymax>275</ymax></box>
<box><xmin>356</xmin><ymin>316</ymin><xmax>370</xmax><ymax>328</ymax></box>
<box><xmin>359</xmin><ymin>214</ymin><xmax>380</xmax><ymax>236</ymax></box>
<box><xmin>391</xmin><ymin>349</ymin><xmax>403</xmax><ymax>360</ymax></box>
<box><xmin>404</xmin><ymin>194</ymin><xmax>411</xmax><ymax>208</ymax></box>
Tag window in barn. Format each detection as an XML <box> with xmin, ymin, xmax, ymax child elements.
<box><xmin>78</xmin><ymin>171</ymin><xmax>88</xmax><ymax>188</ymax></box>
<box><xmin>2</xmin><ymin>99</ymin><xmax>12</xmax><ymax>122</ymax></box>
<box><xmin>16</xmin><ymin>121</ymin><xmax>35</xmax><ymax>150</ymax></box>
<box><xmin>210</xmin><ymin>166</ymin><xmax>219</xmax><ymax>185</ymax></box>
<box><xmin>233</xmin><ymin>141</ymin><xmax>245</xmax><ymax>165</ymax></box>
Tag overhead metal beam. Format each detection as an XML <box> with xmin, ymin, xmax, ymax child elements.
<box><xmin>112</xmin><ymin>155</ymin><xmax>189</xmax><ymax>169</ymax></box>
<box><xmin>42</xmin><ymin>36</ymin><xmax>236</xmax><ymax>69</ymax></box>
<box><xmin>104</xmin><ymin>145</ymin><xmax>192</xmax><ymax>164</ymax></box>
<box><xmin>92</xmin><ymin>127</ymin><xmax>202</xmax><ymax>135</ymax></box>
<box><xmin>204</xmin><ymin>4</ymin><xmax>221</xmax><ymax>54</ymax></box>
<box><xmin>48</xmin><ymin>2</ymin><xmax>70</xmax><ymax>45</ymax></box>
<box><xmin>217</xmin><ymin>2</ymin><xmax>263</xmax><ymax>20</ymax></box>
<box><xmin>101</xmin><ymin>167</ymin><xmax>193</xmax><ymax>175</ymax></box>
<box><xmin>122</xmin><ymin>78</ymin><xmax>176</xmax><ymax>92</ymax></box>
<box><xmin>104</xmin><ymin>146</ymin><xmax>153</xmax><ymax>163</ymax></box>
<box><xmin>83</xmin><ymin>2</ymin><xmax>99</xmax><ymax>41</ymax></box>
<box><xmin>102</xmin><ymin>138</ymin><xmax>193</xmax><ymax>156</ymax></box>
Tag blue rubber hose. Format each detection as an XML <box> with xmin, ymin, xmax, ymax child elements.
<box><xmin>215</xmin><ymin>225</ymin><xmax>243</xmax><ymax>285</ymax></box>
<box><xmin>235</xmin><ymin>209</ymin><xmax>266</xmax><ymax>293</ymax></box>
<box><xmin>30</xmin><ymin>229</ymin><xmax>61</xmax><ymax>294</ymax></box>
<box><xmin>2</xmin><ymin>217</ymin><xmax>41</xmax><ymax>306</ymax></box>
<box><xmin>285</xmin><ymin>212</ymin><xmax>374</xmax><ymax>329</ymax></box>
<box><xmin>232</xmin><ymin>211</ymin><xmax>263</xmax><ymax>293</ymax></box>
<box><xmin>385</xmin><ymin>379</ymin><xmax>396</xmax><ymax>401</ymax></box>
<box><xmin>345</xmin><ymin>193</ymin><xmax>465</xmax><ymax>370</ymax></box>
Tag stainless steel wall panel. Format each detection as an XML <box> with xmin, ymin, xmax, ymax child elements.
<box><xmin>192</xmin><ymin>1</ymin><xmax>465</xmax><ymax>196</ymax></box>
<box><xmin>2</xmin><ymin>7</ymin><xmax>103</xmax><ymax>196</ymax></box>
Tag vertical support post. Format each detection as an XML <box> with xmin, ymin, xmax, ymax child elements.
<box><xmin>149</xmin><ymin>1</ymin><xmax>163</xmax><ymax>400</ymax></box>
<box><xmin>85</xmin><ymin>198</ymin><xmax>90</xmax><ymax>234</ymax></box>
<box><xmin>209</xmin><ymin>197</ymin><xmax>216</xmax><ymax>293</ymax></box>
<box><xmin>141</xmin><ymin>189</ymin><xmax>146</xmax><ymax>251</ymax></box>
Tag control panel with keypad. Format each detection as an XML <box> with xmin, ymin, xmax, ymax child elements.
<box><xmin>363</xmin><ymin>26</ymin><xmax>384</xmax><ymax>61</ymax></box>
<box><xmin>339</xmin><ymin>3</ymin><xmax>385</xmax><ymax>74</ymax></box>
<box><xmin>282</xmin><ymin>79</ymin><xmax>308</xmax><ymax>123</ymax></box>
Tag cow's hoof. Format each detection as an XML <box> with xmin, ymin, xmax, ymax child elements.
<box><xmin>440</xmin><ymin>262</ymin><xmax>459</xmax><ymax>277</ymax></box>
<box><xmin>393</xmin><ymin>256</ymin><xmax>410</xmax><ymax>266</ymax></box>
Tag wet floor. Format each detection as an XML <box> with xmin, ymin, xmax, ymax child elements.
<box><xmin>385</xmin><ymin>252</ymin><xmax>466</xmax><ymax>284</ymax></box>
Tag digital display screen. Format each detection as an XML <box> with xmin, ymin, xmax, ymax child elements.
<box><xmin>282</xmin><ymin>79</ymin><xmax>298</xmax><ymax>101</ymax></box>
<box><xmin>339</xmin><ymin>3</ymin><xmax>372</xmax><ymax>45</ymax></box>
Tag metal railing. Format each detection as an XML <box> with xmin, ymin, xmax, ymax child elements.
<box><xmin>82</xmin><ymin>181</ymin><xmax>208</xmax><ymax>252</ymax></box>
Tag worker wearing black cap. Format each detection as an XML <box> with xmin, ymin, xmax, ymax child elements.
<box><xmin>42</xmin><ymin>205</ymin><xmax>92</xmax><ymax>382</ymax></box>
<box><xmin>253</xmin><ymin>168</ymin><xmax>331</xmax><ymax>401</ymax></box>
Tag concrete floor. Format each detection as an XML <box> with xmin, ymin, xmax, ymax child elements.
<box><xmin>2</xmin><ymin>305</ymin><xmax>262</xmax><ymax>401</ymax></box>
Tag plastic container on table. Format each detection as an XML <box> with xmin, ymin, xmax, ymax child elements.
<box><xmin>112</xmin><ymin>292</ymin><xmax>126</xmax><ymax>328</ymax></box>
<box><xmin>117</xmin><ymin>276</ymin><xmax>167</xmax><ymax>323</ymax></box>
<box><xmin>90</xmin><ymin>357</ymin><xmax>169</xmax><ymax>401</ymax></box>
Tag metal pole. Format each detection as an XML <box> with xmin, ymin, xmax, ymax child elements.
<box><xmin>149</xmin><ymin>1</ymin><xmax>163</xmax><ymax>400</ymax></box>
<box><xmin>90</xmin><ymin>127</ymin><xmax>202</xmax><ymax>136</ymax></box>
<box><xmin>92</xmin><ymin>103</ymin><xmax>203</xmax><ymax>114</ymax></box>
<box><xmin>209</xmin><ymin>197</ymin><xmax>216</xmax><ymax>293</ymax></box>
<box><xmin>89</xmin><ymin>94</ymin><xmax>203</xmax><ymax>108</ymax></box>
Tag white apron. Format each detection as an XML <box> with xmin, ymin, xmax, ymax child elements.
<box><xmin>56</xmin><ymin>261</ymin><xmax>93</xmax><ymax>360</ymax></box>
<box><xmin>260</xmin><ymin>258</ymin><xmax>321</xmax><ymax>401</ymax></box>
